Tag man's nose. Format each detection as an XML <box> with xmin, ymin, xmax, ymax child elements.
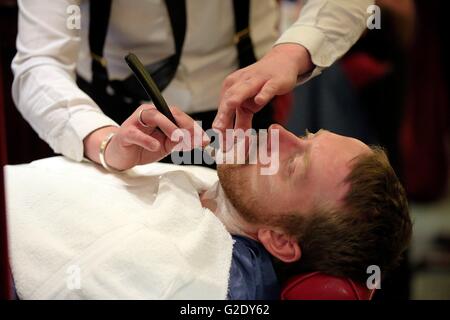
<box><xmin>269</xmin><ymin>124</ymin><xmax>304</xmax><ymax>151</ymax></box>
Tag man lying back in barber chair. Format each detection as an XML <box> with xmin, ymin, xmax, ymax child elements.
<box><xmin>5</xmin><ymin>106</ymin><xmax>412</xmax><ymax>300</ymax></box>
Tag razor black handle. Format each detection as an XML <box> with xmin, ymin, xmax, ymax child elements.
<box><xmin>125</xmin><ymin>53</ymin><xmax>178</xmax><ymax>126</ymax></box>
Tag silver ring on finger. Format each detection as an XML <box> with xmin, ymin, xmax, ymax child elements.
<box><xmin>138</xmin><ymin>108</ymin><xmax>150</xmax><ymax>128</ymax></box>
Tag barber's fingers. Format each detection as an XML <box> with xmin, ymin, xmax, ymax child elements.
<box><xmin>170</xmin><ymin>106</ymin><xmax>195</xmax><ymax>132</ymax></box>
<box><xmin>234</xmin><ymin>99</ymin><xmax>256</xmax><ymax>132</ymax></box>
<box><xmin>255</xmin><ymin>80</ymin><xmax>282</xmax><ymax>107</ymax></box>
<box><xmin>214</xmin><ymin>77</ymin><xmax>265</xmax><ymax>132</ymax></box>
<box><xmin>127</xmin><ymin>105</ymin><xmax>208</xmax><ymax>155</ymax></box>
<box><xmin>213</xmin><ymin>72</ymin><xmax>244</xmax><ymax>131</ymax></box>
<box><xmin>137</xmin><ymin>105</ymin><xmax>180</xmax><ymax>142</ymax></box>
<box><xmin>227</xmin><ymin>78</ymin><xmax>265</xmax><ymax>110</ymax></box>
<box><xmin>169</xmin><ymin>106</ymin><xmax>210</xmax><ymax>150</ymax></box>
<box><xmin>122</xmin><ymin>127</ymin><xmax>161</xmax><ymax>152</ymax></box>
<box><xmin>219</xmin><ymin>69</ymin><xmax>243</xmax><ymax>99</ymax></box>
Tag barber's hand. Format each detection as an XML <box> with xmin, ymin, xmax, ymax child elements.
<box><xmin>84</xmin><ymin>105</ymin><xmax>209</xmax><ymax>171</ymax></box>
<box><xmin>213</xmin><ymin>44</ymin><xmax>314</xmax><ymax>133</ymax></box>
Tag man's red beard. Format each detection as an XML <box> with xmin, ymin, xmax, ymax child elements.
<box><xmin>217</xmin><ymin>164</ymin><xmax>262</xmax><ymax>225</ymax></box>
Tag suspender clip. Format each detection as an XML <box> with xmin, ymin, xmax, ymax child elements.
<box><xmin>233</xmin><ymin>27</ymin><xmax>250</xmax><ymax>45</ymax></box>
<box><xmin>91</xmin><ymin>52</ymin><xmax>108</xmax><ymax>67</ymax></box>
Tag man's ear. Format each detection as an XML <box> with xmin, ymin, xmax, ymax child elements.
<box><xmin>257</xmin><ymin>228</ymin><xmax>301</xmax><ymax>263</ymax></box>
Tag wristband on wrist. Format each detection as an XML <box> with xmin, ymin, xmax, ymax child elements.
<box><xmin>99</xmin><ymin>132</ymin><xmax>121</xmax><ymax>172</ymax></box>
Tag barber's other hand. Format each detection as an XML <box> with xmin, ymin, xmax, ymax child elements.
<box><xmin>213</xmin><ymin>44</ymin><xmax>314</xmax><ymax>133</ymax></box>
<box><xmin>84</xmin><ymin>105</ymin><xmax>209</xmax><ymax>171</ymax></box>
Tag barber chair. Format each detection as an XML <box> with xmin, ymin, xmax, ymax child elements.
<box><xmin>281</xmin><ymin>272</ymin><xmax>375</xmax><ymax>300</ymax></box>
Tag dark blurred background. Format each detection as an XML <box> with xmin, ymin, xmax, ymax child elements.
<box><xmin>1</xmin><ymin>0</ymin><xmax>449</xmax><ymax>299</ymax></box>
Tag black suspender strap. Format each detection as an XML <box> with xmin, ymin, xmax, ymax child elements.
<box><xmin>88</xmin><ymin>0</ymin><xmax>186</xmax><ymax>96</ymax></box>
<box><xmin>166</xmin><ymin>0</ymin><xmax>186</xmax><ymax>57</ymax></box>
<box><xmin>233</xmin><ymin>0</ymin><xmax>257</xmax><ymax>68</ymax></box>
<box><xmin>88</xmin><ymin>0</ymin><xmax>112</xmax><ymax>92</ymax></box>
<box><xmin>144</xmin><ymin>0</ymin><xmax>186</xmax><ymax>92</ymax></box>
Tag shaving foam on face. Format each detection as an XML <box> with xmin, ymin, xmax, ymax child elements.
<box><xmin>202</xmin><ymin>181</ymin><xmax>250</xmax><ymax>237</ymax></box>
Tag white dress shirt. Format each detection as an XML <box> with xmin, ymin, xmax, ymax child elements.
<box><xmin>11</xmin><ymin>0</ymin><xmax>373</xmax><ymax>161</ymax></box>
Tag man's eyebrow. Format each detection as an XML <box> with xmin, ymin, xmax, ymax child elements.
<box><xmin>311</xmin><ymin>128</ymin><xmax>327</xmax><ymax>138</ymax></box>
<box><xmin>294</xmin><ymin>129</ymin><xmax>327</xmax><ymax>180</ymax></box>
<box><xmin>299</xmin><ymin>144</ymin><xmax>312</xmax><ymax>180</ymax></box>
<box><xmin>300</xmin><ymin>128</ymin><xmax>328</xmax><ymax>139</ymax></box>
<box><xmin>300</xmin><ymin>129</ymin><xmax>328</xmax><ymax>177</ymax></box>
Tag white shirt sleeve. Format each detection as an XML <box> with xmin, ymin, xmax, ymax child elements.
<box><xmin>11</xmin><ymin>0</ymin><xmax>119</xmax><ymax>162</ymax></box>
<box><xmin>275</xmin><ymin>0</ymin><xmax>374</xmax><ymax>82</ymax></box>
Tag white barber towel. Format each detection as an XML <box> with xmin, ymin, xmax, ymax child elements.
<box><xmin>4</xmin><ymin>157</ymin><xmax>233</xmax><ymax>300</ymax></box>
